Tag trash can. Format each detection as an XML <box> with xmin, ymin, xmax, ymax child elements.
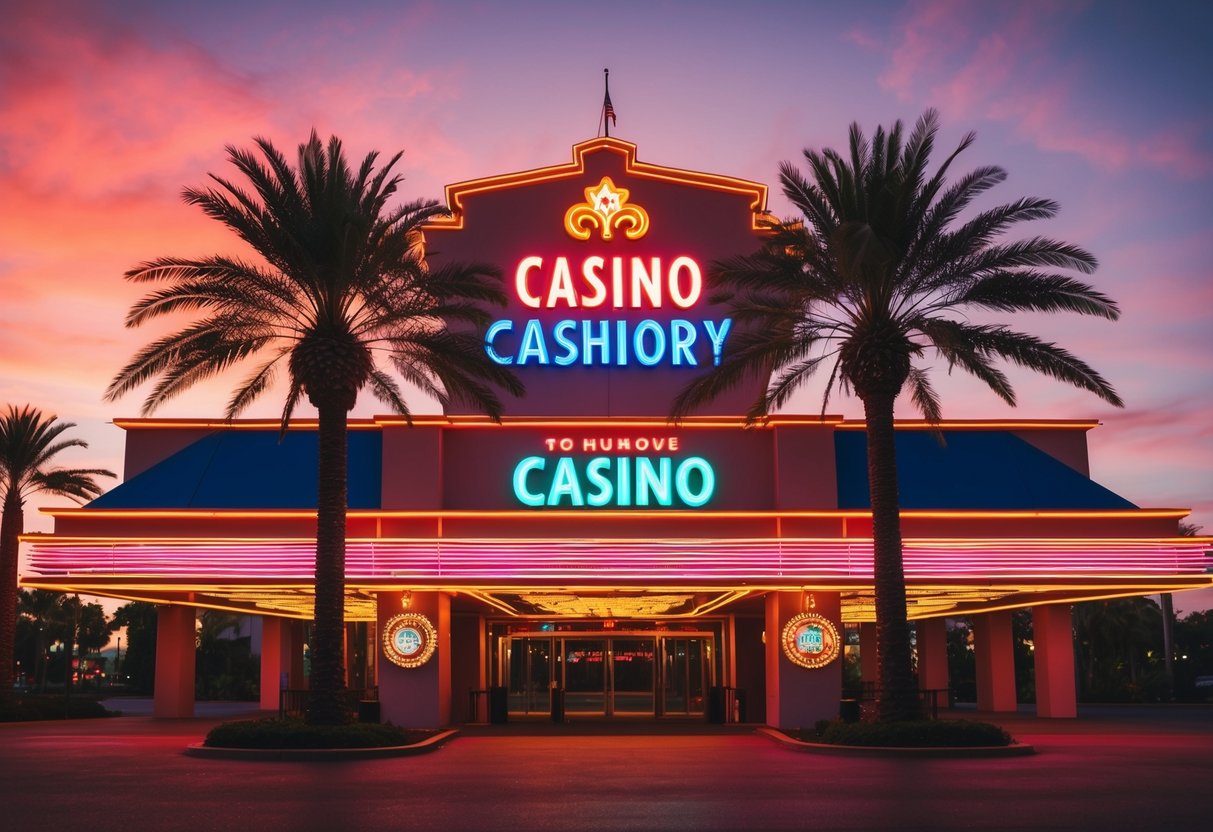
<box><xmin>734</xmin><ymin>689</ymin><xmax>746</xmax><ymax>723</ymax></box>
<box><xmin>839</xmin><ymin>698</ymin><xmax>860</xmax><ymax>723</ymax></box>
<box><xmin>358</xmin><ymin>699</ymin><xmax>381</xmax><ymax>723</ymax></box>
<box><xmin>489</xmin><ymin>685</ymin><xmax>509</xmax><ymax>724</ymax></box>
<box><xmin>550</xmin><ymin>686</ymin><xmax>565</xmax><ymax>723</ymax></box>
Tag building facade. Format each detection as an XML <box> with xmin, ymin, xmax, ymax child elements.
<box><xmin>21</xmin><ymin>139</ymin><xmax>1212</xmax><ymax>726</ymax></box>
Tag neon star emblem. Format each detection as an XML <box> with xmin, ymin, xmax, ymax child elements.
<box><xmin>564</xmin><ymin>176</ymin><xmax>650</xmax><ymax>241</ymax></box>
<box><xmin>591</xmin><ymin>181</ymin><xmax>622</xmax><ymax>217</ymax></box>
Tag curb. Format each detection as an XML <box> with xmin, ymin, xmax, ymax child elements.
<box><xmin>184</xmin><ymin>728</ymin><xmax>459</xmax><ymax>761</ymax></box>
<box><xmin>756</xmin><ymin>727</ymin><xmax>1036</xmax><ymax>758</ymax></box>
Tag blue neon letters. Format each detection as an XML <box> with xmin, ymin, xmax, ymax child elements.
<box><xmin>485</xmin><ymin>318</ymin><xmax>732</xmax><ymax>367</ymax></box>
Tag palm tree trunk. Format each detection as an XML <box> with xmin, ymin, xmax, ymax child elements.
<box><xmin>862</xmin><ymin>391</ymin><xmax>919</xmax><ymax>721</ymax></box>
<box><xmin>1160</xmin><ymin>593</ymin><xmax>1175</xmax><ymax>701</ymax></box>
<box><xmin>0</xmin><ymin>492</ymin><xmax>22</xmax><ymax>706</ymax></box>
<box><xmin>306</xmin><ymin>402</ymin><xmax>349</xmax><ymax>724</ymax></box>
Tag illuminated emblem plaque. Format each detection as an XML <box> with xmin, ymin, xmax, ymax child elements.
<box><xmin>780</xmin><ymin>612</ymin><xmax>841</xmax><ymax>669</ymax></box>
<box><xmin>382</xmin><ymin>612</ymin><xmax>437</xmax><ymax>669</ymax></box>
<box><xmin>564</xmin><ymin>176</ymin><xmax>650</xmax><ymax>241</ymax></box>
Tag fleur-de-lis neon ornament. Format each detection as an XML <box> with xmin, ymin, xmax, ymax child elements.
<box><xmin>564</xmin><ymin>176</ymin><xmax>650</xmax><ymax>241</ymax></box>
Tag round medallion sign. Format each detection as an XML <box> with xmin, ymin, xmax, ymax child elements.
<box><xmin>382</xmin><ymin>612</ymin><xmax>437</xmax><ymax>669</ymax></box>
<box><xmin>780</xmin><ymin>612</ymin><xmax>841</xmax><ymax>669</ymax></box>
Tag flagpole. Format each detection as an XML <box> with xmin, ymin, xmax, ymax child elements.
<box><xmin>604</xmin><ymin>68</ymin><xmax>611</xmax><ymax>138</ymax></box>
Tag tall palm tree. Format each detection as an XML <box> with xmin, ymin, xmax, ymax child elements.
<box><xmin>0</xmin><ymin>407</ymin><xmax>113</xmax><ymax>705</ymax></box>
<box><xmin>674</xmin><ymin>111</ymin><xmax>1122</xmax><ymax>721</ymax></box>
<box><xmin>106</xmin><ymin>132</ymin><xmax>523</xmax><ymax>724</ymax></box>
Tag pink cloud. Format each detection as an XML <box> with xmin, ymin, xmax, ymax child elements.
<box><xmin>0</xmin><ymin>10</ymin><xmax>273</xmax><ymax>199</ymax></box>
<box><xmin>876</xmin><ymin>0</ymin><xmax>1213</xmax><ymax>179</ymax></box>
<box><xmin>1137</xmin><ymin>123</ymin><xmax>1213</xmax><ymax>178</ymax></box>
<box><xmin>879</xmin><ymin>0</ymin><xmax>975</xmax><ymax>98</ymax></box>
<box><xmin>842</xmin><ymin>27</ymin><xmax>881</xmax><ymax>51</ymax></box>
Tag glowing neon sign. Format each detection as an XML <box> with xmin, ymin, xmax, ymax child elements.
<box><xmin>511</xmin><ymin>434</ymin><xmax>715</xmax><ymax>509</ymax></box>
<box><xmin>781</xmin><ymin>612</ymin><xmax>840</xmax><ymax>669</ymax></box>
<box><xmin>513</xmin><ymin>255</ymin><xmax>702</xmax><ymax>309</ymax></box>
<box><xmin>564</xmin><ymin>177</ymin><xmax>649</xmax><ymax>241</ymax></box>
<box><xmin>485</xmin><ymin>317</ymin><xmax>731</xmax><ymax>367</ymax></box>
<box><xmin>483</xmin><ymin>184</ymin><xmax>734</xmax><ymax>370</ymax></box>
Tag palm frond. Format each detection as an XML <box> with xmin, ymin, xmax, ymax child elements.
<box><xmin>948</xmin><ymin>272</ymin><xmax>1120</xmax><ymax>319</ymax></box>
<box><xmin>367</xmin><ymin>369</ymin><xmax>412</xmax><ymax>424</ymax></box>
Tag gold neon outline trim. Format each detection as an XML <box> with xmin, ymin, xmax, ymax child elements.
<box><xmin>424</xmin><ymin>136</ymin><xmax>770</xmax><ymax>233</ymax></box>
<box><xmin>110</xmin><ymin>415</ymin><xmax>1106</xmax><ymax>431</ymax></box>
<box><xmin>836</xmin><ymin>419</ymin><xmax>1102</xmax><ymax>431</ymax></box>
<box><xmin>111</xmin><ymin>414</ymin><xmax>847</xmax><ymax>430</ymax></box>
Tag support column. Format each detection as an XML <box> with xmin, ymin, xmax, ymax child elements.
<box><xmin>378</xmin><ymin>591</ymin><xmax>451</xmax><ymax>728</ymax></box>
<box><xmin>916</xmin><ymin>617</ymin><xmax>950</xmax><ymax>710</ymax></box>
<box><xmin>289</xmin><ymin>620</ymin><xmax>307</xmax><ymax>689</ymax></box>
<box><xmin>764</xmin><ymin>591</ymin><xmax>843</xmax><ymax>729</ymax></box>
<box><xmin>1033</xmin><ymin>604</ymin><xmax>1077</xmax><ymax>718</ymax></box>
<box><xmin>973</xmin><ymin>610</ymin><xmax>1017</xmax><ymax>712</ymax></box>
<box><xmin>450</xmin><ymin>614</ymin><xmax>485</xmax><ymax>723</ymax></box>
<box><xmin>259</xmin><ymin>616</ymin><xmax>298</xmax><ymax>711</ymax></box>
<box><xmin>859</xmin><ymin>622</ymin><xmax>879</xmax><ymax>690</ymax></box>
<box><xmin>153</xmin><ymin>605</ymin><xmax>195</xmax><ymax>718</ymax></box>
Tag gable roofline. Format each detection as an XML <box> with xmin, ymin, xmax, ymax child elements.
<box><xmin>425</xmin><ymin>136</ymin><xmax>771</xmax><ymax>232</ymax></box>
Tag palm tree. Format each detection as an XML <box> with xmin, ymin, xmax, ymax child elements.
<box><xmin>106</xmin><ymin>132</ymin><xmax>523</xmax><ymax>724</ymax></box>
<box><xmin>1</xmin><ymin>407</ymin><xmax>113</xmax><ymax>706</ymax></box>
<box><xmin>674</xmin><ymin>111</ymin><xmax>1122</xmax><ymax>721</ymax></box>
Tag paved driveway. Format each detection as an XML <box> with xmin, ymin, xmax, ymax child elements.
<box><xmin>1</xmin><ymin>707</ymin><xmax>1211</xmax><ymax>831</ymax></box>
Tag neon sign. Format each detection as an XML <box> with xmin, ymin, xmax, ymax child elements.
<box><xmin>485</xmin><ymin>317</ymin><xmax>731</xmax><ymax>367</ymax></box>
<box><xmin>564</xmin><ymin>177</ymin><xmax>649</xmax><ymax>241</ymax></box>
<box><xmin>781</xmin><ymin>612</ymin><xmax>840</xmax><ymax>669</ymax></box>
<box><xmin>483</xmin><ymin>184</ymin><xmax>734</xmax><ymax>370</ymax></box>
<box><xmin>382</xmin><ymin>612</ymin><xmax>438</xmax><ymax>668</ymax></box>
<box><xmin>513</xmin><ymin>255</ymin><xmax>702</xmax><ymax>309</ymax></box>
<box><xmin>511</xmin><ymin>434</ymin><xmax>715</xmax><ymax>509</ymax></box>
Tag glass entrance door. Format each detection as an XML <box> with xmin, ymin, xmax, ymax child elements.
<box><xmin>562</xmin><ymin>639</ymin><xmax>606</xmax><ymax>714</ymax></box>
<box><xmin>661</xmin><ymin>637</ymin><xmax>709</xmax><ymax>716</ymax></box>
<box><xmin>611</xmin><ymin>638</ymin><xmax>655</xmax><ymax>715</ymax></box>
<box><xmin>507</xmin><ymin>637</ymin><xmax>552</xmax><ymax>715</ymax></box>
<box><xmin>501</xmin><ymin>631</ymin><xmax>713</xmax><ymax>719</ymax></box>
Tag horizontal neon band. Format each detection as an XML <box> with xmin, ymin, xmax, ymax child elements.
<box><xmin>111</xmin><ymin>415</ymin><xmax>844</xmax><ymax>430</ymax></box>
<box><xmin>109</xmin><ymin>416</ymin><xmax>1096</xmax><ymax>431</ymax></box>
<box><xmin>37</xmin><ymin>508</ymin><xmax>1199</xmax><ymax>520</ymax></box>
<box><xmin>26</xmin><ymin>538</ymin><xmax>1211</xmax><ymax>582</ymax></box>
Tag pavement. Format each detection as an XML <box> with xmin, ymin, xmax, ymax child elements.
<box><xmin>1</xmin><ymin>700</ymin><xmax>1211</xmax><ymax>831</ymax></box>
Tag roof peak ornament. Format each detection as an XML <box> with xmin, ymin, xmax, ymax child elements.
<box><xmin>564</xmin><ymin>176</ymin><xmax>650</xmax><ymax>241</ymax></box>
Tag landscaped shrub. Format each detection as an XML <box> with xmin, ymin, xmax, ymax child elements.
<box><xmin>204</xmin><ymin>717</ymin><xmax>428</xmax><ymax>749</ymax></box>
<box><xmin>0</xmin><ymin>695</ymin><xmax>115</xmax><ymax>722</ymax></box>
<box><xmin>804</xmin><ymin>718</ymin><xmax>1014</xmax><ymax>748</ymax></box>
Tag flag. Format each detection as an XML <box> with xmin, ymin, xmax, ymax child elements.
<box><xmin>604</xmin><ymin>89</ymin><xmax>617</xmax><ymax>126</ymax></box>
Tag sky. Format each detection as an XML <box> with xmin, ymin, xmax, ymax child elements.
<box><xmin>2</xmin><ymin>0</ymin><xmax>1211</xmax><ymax>612</ymax></box>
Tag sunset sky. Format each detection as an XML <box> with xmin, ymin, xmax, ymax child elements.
<box><xmin>3</xmin><ymin>0</ymin><xmax>1211</xmax><ymax>611</ymax></box>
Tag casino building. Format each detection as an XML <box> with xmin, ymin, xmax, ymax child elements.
<box><xmin>21</xmin><ymin>138</ymin><xmax>1212</xmax><ymax>727</ymax></box>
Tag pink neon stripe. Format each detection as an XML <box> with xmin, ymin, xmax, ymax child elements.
<box><xmin>24</xmin><ymin>538</ymin><xmax>1210</xmax><ymax>581</ymax></box>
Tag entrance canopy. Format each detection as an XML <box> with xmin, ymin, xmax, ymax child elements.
<box><xmin>23</xmin><ymin>415</ymin><xmax>1211</xmax><ymax>621</ymax></box>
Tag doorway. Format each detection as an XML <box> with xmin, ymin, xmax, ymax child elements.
<box><xmin>502</xmin><ymin>632</ymin><xmax>713</xmax><ymax>718</ymax></box>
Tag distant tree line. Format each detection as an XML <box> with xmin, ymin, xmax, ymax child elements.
<box><xmin>14</xmin><ymin>593</ymin><xmax>259</xmax><ymax>700</ymax></box>
<box><xmin>943</xmin><ymin>598</ymin><xmax>1213</xmax><ymax>704</ymax></box>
